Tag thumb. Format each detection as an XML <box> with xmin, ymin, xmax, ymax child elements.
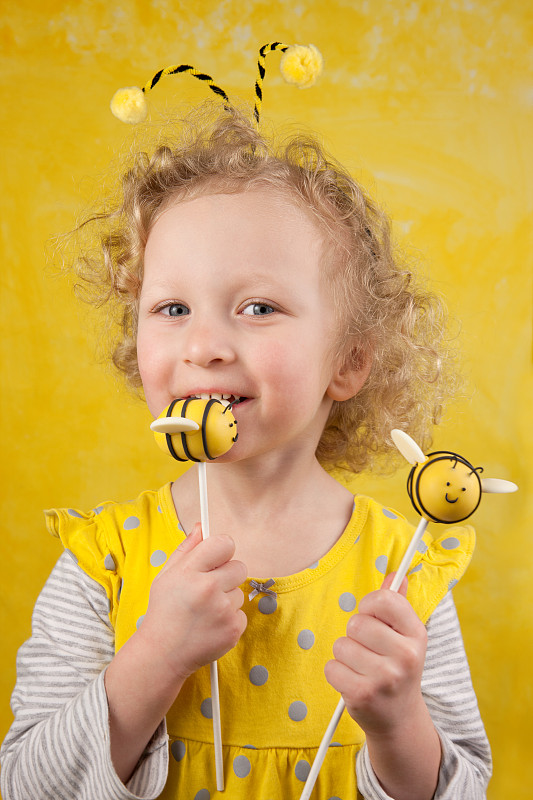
<box><xmin>177</xmin><ymin>522</ymin><xmax>203</xmax><ymax>553</ymax></box>
<box><xmin>381</xmin><ymin>571</ymin><xmax>408</xmax><ymax>597</ymax></box>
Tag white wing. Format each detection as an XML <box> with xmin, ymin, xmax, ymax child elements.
<box><xmin>150</xmin><ymin>417</ymin><xmax>200</xmax><ymax>434</ymax></box>
<box><xmin>481</xmin><ymin>478</ymin><xmax>518</xmax><ymax>494</ymax></box>
<box><xmin>391</xmin><ymin>429</ymin><xmax>426</xmax><ymax>465</ymax></box>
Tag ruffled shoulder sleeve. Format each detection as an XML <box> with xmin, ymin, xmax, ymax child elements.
<box><xmin>44</xmin><ymin>503</ymin><xmax>123</xmax><ymax>628</ymax></box>
<box><xmin>405</xmin><ymin>524</ymin><xmax>475</xmax><ymax>623</ymax></box>
<box><xmin>44</xmin><ymin>485</ymin><xmax>180</xmax><ymax>640</ymax></box>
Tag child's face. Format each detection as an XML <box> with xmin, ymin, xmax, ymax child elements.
<box><xmin>137</xmin><ymin>188</ymin><xmax>356</xmax><ymax>464</ymax></box>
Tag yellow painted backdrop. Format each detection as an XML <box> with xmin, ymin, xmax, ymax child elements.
<box><xmin>1</xmin><ymin>2</ymin><xmax>531</xmax><ymax>798</ymax></box>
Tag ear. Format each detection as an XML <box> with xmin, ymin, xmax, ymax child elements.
<box><xmin>327</xmin><ymin>347</ymin><xmax>372</xmax><ymax>402</ymax></box>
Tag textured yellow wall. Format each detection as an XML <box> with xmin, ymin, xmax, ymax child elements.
<box><xmin>1</xmin><ymin>2</ymin><xmax>531</xmax><ymax>798</ymax></box>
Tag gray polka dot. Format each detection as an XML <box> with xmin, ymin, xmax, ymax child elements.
<box><xmin>328</xmin><ymin>796</ymin><xmax>342</xmax><ymax>799</ymax></box>
<box><xmin>118</xmin><ymin>579</ymin><xmax>123</xmax><ymax>601</ymax></box>
<box><xmin>150</xmin><ymin>549</ymin><xmax>167</xmax><ymax>567</ymax></box>
<box><xmin>65</xmin><ymin>549</ymin><xmax>78</xmax><ymax>565</ymax></box>
<box><xmin>448</xmin><ymin>578</ymin><xmax>458</xmax><ymax>590</ymax></box>
<box><xmin>339</xmin><ymin>592</ymin><xmax>356</xmax><ymax>612</ymax></box>
<box><xmin>171</xmin><ymin>740</ymin><xmax>186</xmax><ymax>762</ymax></box>
<box><xmin>329</xmin><ymin>742</ymin><xmax>342</xmax><ymax>747</ymax></box>
<box><xmin>442</xmin><ymin>537</ymin><xmax>460</xmax><ymax>550</ymax></box>
<box><xmin>249</xmin><ymin>665</ymin><xmax>268</xmax><ymax>686</ymax></box>
<box><xmin>200</xmin><ymin>698</ymin><xmax>213</xmax><ymax>719</ymax></box>
<box><xmin>68</xmin><ymin>509</ymin><xmax>83</xmax><ymax>518</ymax></box>
<box><xmin>288</xmin><ymin>701</ymin><xmax>307</xmax><ymax>721</ymax></box>
<box><xmin>136</xmin><ymin>615</ymin><xmax>145</xmax><ymax>629</ymax></box>
<box><xmin>123</xmin><ymin>516</ymin><xmax>140</xmax><ymax>530</ymax></box>
<box><xmin>177</xmin><ymin>521</ymin><xmax>185</xmax><ymax>532</ymax></box>
<box><xmin>297</xmin><ymin>629</ymin><xmax>315</xmax><ymax>650</ymax></box>
<box><xmin>258</xmin><ymin>595</ymin><xmax>277</xmax><ymax>614</ymax></box>
<box><xmin>194</xmin><ymin>791</ymin><xmax>210</xmax><ymax>800</ymax></box>
<box><xmin>382</xmin><ymin>508</ymin><xmax>398</xmax><ymax>519</ymax></box>
<box><xmin>243</xmin><ymin>744</ymin><xmax>257</xmax><ymax>749</ymax></box>
<box><xmin>375</xmin><ymin>554</ymin><xmax>388</xmax><ymax>574</ymax></box>
<box><xmin>93</xmin><ymin>506</ymin><xmax>104</xmax><ymax>515</ymax></box>
<box><xmin>157</xmin><ymin>505</ymin><xmax>162</xmax><ymax>513</ymax></box>
<box><xmin>295</xmin><ymin>760</ymin><xmax>311</xmax><ymax>781</ymax></box>
<box><xmin>409</xmin><ymin>564</ymin><xmax>423</xmax><ymax>574</ymax></box>
<box><xmin>233</xmin><ymin>754</ymin><xmax>251</xmax><ymax>778</ymax></box>
<box><xmin>307</xmin><ymin>560</ymin><xmax>320</xmax><ymax>570</ymax></box>
<box><xmin>417</xmin><ymin>540</ymin><xmax>428</xmax><ymax>554</ymax></box>
<box><xmin>104</xmin><ymin>554</ymin><xmax>116</xmax><ymax>571</ymax></box>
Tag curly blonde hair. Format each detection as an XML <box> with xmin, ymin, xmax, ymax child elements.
<box><xmin>72</xmin><ymin>102</ymin><xmax>458</xmax><ymax>473</ymax></box>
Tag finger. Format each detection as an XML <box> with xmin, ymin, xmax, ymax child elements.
<box><xmin>188</xmin><ymin>533</ymin><xmax>237</xmax><ymax>573</ymax></box>
<box><xmin>157</xmin><ymin>525</ymin><xmax>202</xmax><ymax>576</ymax></box>
<box><xmin>215</xmin><ymin>559</ymin><xmax>248</xmax><ymax>593</ymax></box>
<box><xmin>176</xmin><ymin>523</ymin><xmax>203</xmax><ymax>553</ymax></box>
<box><xmin>325</xmin><ymin>657</ymin><xmax>371</xmax><ymax>700</ymax></box>
<box><xmin>226</xmin><ymin>586</ymin><xmax>246</xmax><ymax>611</ymax></box>
<box><xmin>357</xmin><ymin>589</ymin><xmax>422</xmax><ymax>638</ymax></box>
<box><xmin>381</xmin><ymin>571</ymin><xmax>408</xmax><ymax>596</ymax></box>
<box><xmin>332</xmin><ymin>633</ymin><xmax>382</xmax><ymax>676</ymax></box>
<box><xmin>344</xmin><ymin>612</ymin><xmax>401</xmax><ymax>657</ymax></box>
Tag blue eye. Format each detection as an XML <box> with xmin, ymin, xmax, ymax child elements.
<box><xmin>163</xmin><ymin>303</ymin><xmax>189</xmax><ymax>317</ymax></box>
<box><xmin>242</xmin><ymin>303</ymin><xmax>275</xmax><ymax>316</ymax></box>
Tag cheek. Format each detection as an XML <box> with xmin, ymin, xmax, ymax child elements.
<box><xmin>256</xmin><ymin>341</ymin><xmax>308</xmax><ymax>397</ymax></box>
<box><xmin>257</xmin><ymin>338</ymin><xmax>333</xmax><ymax>412</ymax></box>
<box><xmin>136</xmin><ymin>335</ymin><xmax>154</xmax><ymax>384</ymax></box>
<box><xmin>136</xmin><ymin>329</ymin><xmax>170</xmax><ymax>402</ymax></box>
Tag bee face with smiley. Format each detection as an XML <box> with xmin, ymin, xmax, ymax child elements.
<box><xmin>407</xmin><ymin>452</ymin><xmax>483</xmax><ymax>523</ymax></box>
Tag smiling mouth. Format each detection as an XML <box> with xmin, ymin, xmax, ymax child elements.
<box><xmin>445</xmin><ymin>494</ymin><xmax>458</xmax><ymax>504</ymax></box>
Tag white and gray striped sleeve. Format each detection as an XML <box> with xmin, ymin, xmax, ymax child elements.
<box><xmin>0</xmin><ymin>551</ymin><xmax>169</xmax><ymax>800</ymax></box>
<box><xmin>356</xmin><ymin>591</ymin><xmax>492</xmax><ymax>799</ymax></box>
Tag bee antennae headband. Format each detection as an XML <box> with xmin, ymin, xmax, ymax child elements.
<box><xmin>110</xmin><ymin>42</ymin><xmax>323</xmax><ymax>126</ymax></box>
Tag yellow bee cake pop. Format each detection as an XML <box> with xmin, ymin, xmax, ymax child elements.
<box><xmin>391</xmin><ymin>429</ymin><xmax>518</xmax><ymax>524</ymax></box>
<box><xmin>151</xmin><ymin>397</ymin><xmax>238</xmax><ymax>461</ymax></box>
<box><xmin>149</xmin><ymin>396</ymin><xmax>239</xmax><ymax>793</ymax></box>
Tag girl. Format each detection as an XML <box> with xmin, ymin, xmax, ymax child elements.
<box><xmin>1</xmin><ymin>105</ymin><xmax>491</xmax><ymax>800</ymax></box>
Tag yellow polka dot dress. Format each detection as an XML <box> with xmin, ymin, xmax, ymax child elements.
<box><xmin>45</xmin><ymin>483</ymin><xmax>475</xmax><ymax>800</ymax></box>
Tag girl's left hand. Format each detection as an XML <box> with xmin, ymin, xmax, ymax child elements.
<box><xmin>324</xmin><ymin>574</ymin><xmax>428</xmax><ymax>737</ymax></box>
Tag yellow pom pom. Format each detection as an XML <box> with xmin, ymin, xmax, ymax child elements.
<box><xmin>110</xmin><ymin>86</ymin><xmax>148</xmax><ymax>124</ymax></box>
<box><xmin>280</xmin><ymin>44</ymin><xmax>323</xmax><ymax>89</ymax></box>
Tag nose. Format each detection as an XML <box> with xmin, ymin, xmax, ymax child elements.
<box><xmin>181</xmin><ymin>316</ymin><xmax>237</xmax><ymax>368</ymax></box>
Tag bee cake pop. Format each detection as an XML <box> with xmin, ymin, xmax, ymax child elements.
<box><xmin>151</xmin><ymin>396</ymin><xmax>238</xmax><ymax>462</ymax></box>
<box><xmin>150</xmin><ymin>396</ymin><xmax>239</xmax><ymax>792</ymax></box>
<box><xmin>300</xmin><ymin>429</ymin><xmax>518</xmax><ymax>800</ymax></box>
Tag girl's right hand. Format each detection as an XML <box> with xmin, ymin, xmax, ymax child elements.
<box><xmin>135</xmin><ymin>523</ymin><xmax>248</xmax><ymax>683</ymax></box>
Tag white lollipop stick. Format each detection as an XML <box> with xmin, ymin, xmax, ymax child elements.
<box><xmin>198</xmin><ymin>461</ymin><xmax>224</xmax><ymax>792</ymax></box>
<box><xmin>299</xmin><ymin>517</ymin><xmax>429</xmax><ymax>800</ymax></box>
<box><xmin>299</xmin><ymin>695</ymin><xmax>345</xmax><ymax>800</ymax></box>
<box><xmin>389</xmin><ymin>518</ymin><xmax>429</xmax><ymax>592</ymax></box>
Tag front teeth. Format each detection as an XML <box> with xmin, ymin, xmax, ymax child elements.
<box><xmin>199</xmin><ymin>392</ymin><xmax>231</xmax><ymax>407</ymax></box>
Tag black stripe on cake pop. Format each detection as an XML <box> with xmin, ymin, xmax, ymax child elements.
<box><xmin>165</xmin><ymin>399</ymin><xmax>187</xmax><ymax>462</ymax></box>
<box><xmin>180</xmin><ymin>398</ymin><xmax>200</xmax><ymax>462</ymax></box>
<box><xmin>201</xmin><ymin>399</ymin><xmax>219</xmax><ymax>460</ymax></box>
